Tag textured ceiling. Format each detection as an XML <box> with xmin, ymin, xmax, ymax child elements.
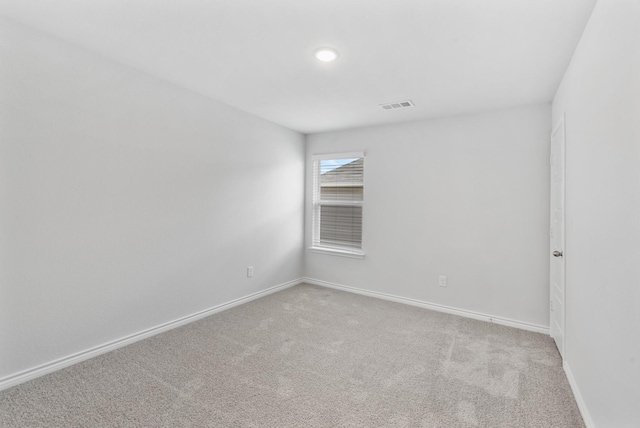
<box><xmin>0</xmin><ymin>0</ymin><xmax>597</xmax><ymax>133</ymax></box>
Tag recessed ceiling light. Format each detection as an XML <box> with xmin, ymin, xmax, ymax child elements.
<box><xmin>314</xmin><ymin>47</ymin><xmax>338</xmax><ymax>62</ymax></box>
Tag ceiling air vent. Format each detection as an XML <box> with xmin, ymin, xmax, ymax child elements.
<box><xmin>380</xmin><ymin>100</ymin><xmax>414</xmax><ymax>111</ymax></box>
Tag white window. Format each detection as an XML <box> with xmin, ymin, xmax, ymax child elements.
<box><xmin>311</xmin><ymin>152</ymin><xmax>365</xmax><ymax>258</ymax></box>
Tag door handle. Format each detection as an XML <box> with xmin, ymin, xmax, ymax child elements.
<box><xmin>553</xmin><ymin>251</ymin><xmax>563</xmax><ymax>257</ymax></box>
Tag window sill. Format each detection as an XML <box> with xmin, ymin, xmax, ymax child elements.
<box><xmin>308</xmin><ymin>246</ymin><xmax>365</xmax><ymax>259</ymax></box>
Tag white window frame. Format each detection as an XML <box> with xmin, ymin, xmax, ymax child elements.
<box><xmin>310</xmin><ymin>152</ymin><xmax>365</xmax><ymax>259</ymax></box>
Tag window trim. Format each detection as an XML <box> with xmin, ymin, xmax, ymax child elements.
<box><xmin>310</xmin><ymin>152</ymin><xmax>365</xmax><ymax>259</ymax></box>
<box><xmin>308</xmin><ymin>245</ymin><xmax>365</xmax><ymax>259</ymax></box>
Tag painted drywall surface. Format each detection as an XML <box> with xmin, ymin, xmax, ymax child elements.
<box><xmin>0</xmin><ymin>18</ymin><xmax>304</xmax><ymax>379</ymax></box>
<box><xmin>552</xmin><ymin>0</ymin><xmax>640</xmax><ymax>426</ymax></box>
<box><xmin>305</xmin><ymin>105</ymin><xmax>551</xmax><ymax>328</ymax></box>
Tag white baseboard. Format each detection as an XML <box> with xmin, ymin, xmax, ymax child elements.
<box><xmin>0</xmin><ymin>278</ymin><xmax>303</xmax><ymax>392</ymax></box>
<box><xmin>302</xmin><ymin>277</ymin><xmax>549</xmax><ymax>335</ymax></box>
<box><xmin>563</xmin><ymin>361</ymin><xmax>595</xmax><ymax>428</ymax></box>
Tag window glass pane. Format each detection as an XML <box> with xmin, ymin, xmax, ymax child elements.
<box><xmin>320</xmin><ymin>158</ymin><xmax>363</xmax><ymax>202</ymax></box>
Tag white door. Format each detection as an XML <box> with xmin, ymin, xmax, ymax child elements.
<box><xmin>550</xmin><ymin>117</ymin><xmax>566</xmax><ymax>358</ymax></box>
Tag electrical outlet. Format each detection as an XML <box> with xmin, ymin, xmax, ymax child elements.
<box><xmin>247</xmin><ymin>266</ymin><xmax>254</xmax><ymax>278</ymax></box>
<box><xmin>439</xmin><ymin>275</ymin><xmax>447</xmax><ymax>287</ymax></box>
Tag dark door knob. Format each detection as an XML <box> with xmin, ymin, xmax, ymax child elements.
<box><xmin>553</xmin><ymin>251</ymin><xmax>563</xmax><ymax>257</ymax></box>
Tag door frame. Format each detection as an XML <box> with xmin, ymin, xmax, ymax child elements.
<box><xmin>550</xmin><ymin>114</ymin><xmax>566</xmax><ymax>358</ymax></box>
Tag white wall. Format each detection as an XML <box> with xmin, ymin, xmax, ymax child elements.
<box><xmin>552</xmin><ymin>0</ymin><xmax>640</xmax><ymax>426</ymax></box>
<box><xmin>305</xmin><ymin>105</ymin><xmax>551</xmax><ymax>329</ymax></box>
<box><xmin>0</xmin><ymin>18</ymin><xmax>304</xmax><ymax>382</ymax></box>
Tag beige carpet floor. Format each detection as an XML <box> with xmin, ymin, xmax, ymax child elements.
<box><xmin>0</xmin><ymin>283</ymin><xmax>584</xmax><ymax>427</ymax></box>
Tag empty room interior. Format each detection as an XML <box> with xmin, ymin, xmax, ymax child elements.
<box><xmin>1</xmin><ymin>0</ymin><xmax>639</xmax><ymax>427</ymax></box>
